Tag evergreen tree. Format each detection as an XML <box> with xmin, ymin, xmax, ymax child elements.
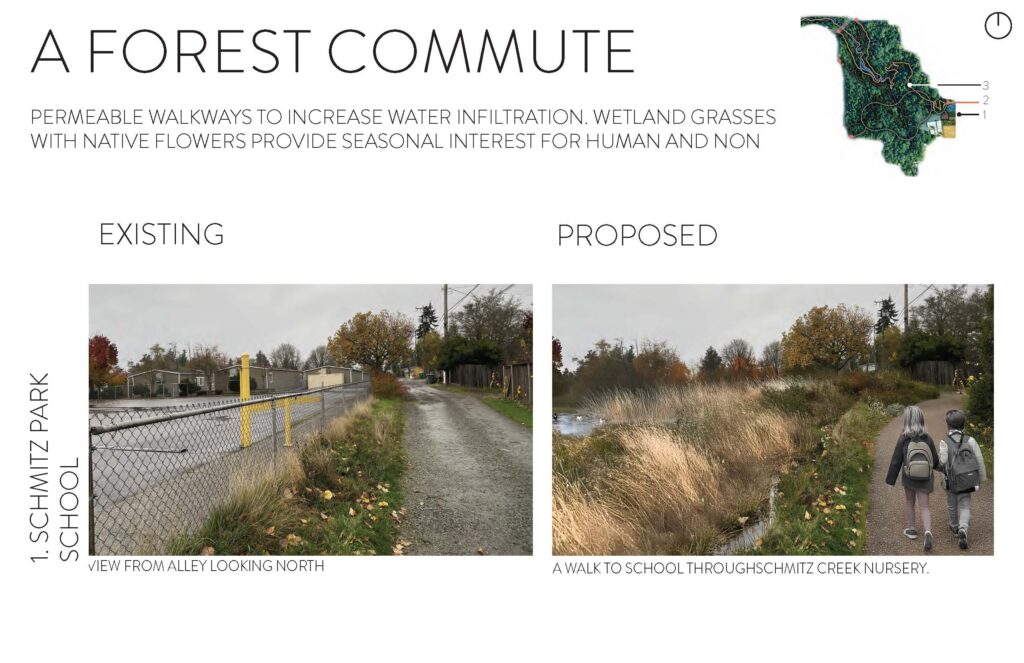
<box><xmin>416</xmin><ymin>303</ymin><xmax>439</xmax><ymax>339</ymax></box>
<box><xmin>699</xmin><ymin>346</ymin><xmax>723</xmax><ymax>374</ymax></box>
<box><xmin>875</xmin><ymin>296</ymin><xmax>899</xmax><ymax>334</ymax></box>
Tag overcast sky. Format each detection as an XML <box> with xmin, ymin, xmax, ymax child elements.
<box><xmin>90</xmin><ymin>284</ymin><xmax>532</xmax><ymax>365</ymax></box>
<box><xmin>554</xmin><ymin>284</ymin><xmax>984</xmax><ymax>368</ymax></box>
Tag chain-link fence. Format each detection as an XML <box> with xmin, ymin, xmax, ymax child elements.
<box><xmin>88</xmin><ymin>381</ymin><xmax>371</xmax><ymax>555</ymax></box>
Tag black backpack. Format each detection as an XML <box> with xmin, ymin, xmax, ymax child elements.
<box><xmin>944</xmin><ymin>432</ymin><xmax>982</xmax><ymax>494</ymax></box>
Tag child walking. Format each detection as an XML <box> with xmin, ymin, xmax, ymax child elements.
<box><xmin>886</xmin><ymin>405</ymin><xmax>941</xmax><ymax>551</ymax></box>
<box><xmin>940</xmin><ymin>409</ymin><xmax>987</xmax><ymax>550</ymax></box>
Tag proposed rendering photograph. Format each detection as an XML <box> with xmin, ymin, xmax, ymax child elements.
<box><xmin>89</xmin><ymin>284</ymin><xmax>533</xmax><ymax>556</ymax></box>
<box><xmin>552</xmin><ymin>284</ymin><xmax>994</xmax><ymax>556</ymax></box>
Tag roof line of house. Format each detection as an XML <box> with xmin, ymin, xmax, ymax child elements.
<box><xmin>127</xmin><ymin>369</ymin><xmax>196</xmax><ymax>378</ymax></box>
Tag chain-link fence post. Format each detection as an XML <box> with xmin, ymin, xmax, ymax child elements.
<box><xmin>88</xmin><ymin>428</ymin><xmax>95</xmax><ymax>556</ymax></box>
<box><xmin>284</xmin><ymin>398</ymin><xmax>292</xmax><ymax>447</ymax></box>
<box><xmin>320</xmin><ymin>390</ymin><xmax>326</xmax><ymax>431</ymax></box>
<box><xmin>240</xmin><ymin>352</ymin><xmax>252</xmax><ymax>448</ymax></box>
<box><xmin>271</xmin><ymin>397</ymin><xmax>278</xmax><ymax>470</ymax></box>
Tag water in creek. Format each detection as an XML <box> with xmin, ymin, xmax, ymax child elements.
<box><xmin>715</xmin><ymin>478</ymin><xmax>779</xmax><ymax>555</ymax></box>
<box><xmin>552</xmin><ymin>413</ymin><xmax>605</xmax><ymax>437</ymax></box>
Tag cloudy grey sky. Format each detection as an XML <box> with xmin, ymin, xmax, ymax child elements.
<box><xmin>554</xmin><ymin>284</ymin><xmax>983</xmax><ymax>369</ymax></box>
<box><xmin>91</xmin><ymin>284</ymin><xmax>532</xmax><ymax>366</ymax></box>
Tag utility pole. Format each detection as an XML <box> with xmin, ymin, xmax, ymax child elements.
<box><xmin>903</xmin><ymin>284</ymin><xmax>909</xmax><ymax>332</ymax></box>
<box><xmin>441</xmin><ymin>284</ymin><xmax>449</xmax><ymax>385</ymax></box>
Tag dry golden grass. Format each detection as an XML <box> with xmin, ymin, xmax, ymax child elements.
<box><xmin>166</xmin><ymin>455</ymin><xmax>306</xmax><ymax>555</ymax></box>
<box><xmin>552</xmin><ymin>477</ymin><xmax>644</xmax><ymax>555</ymax></box>
<box><xmin>300</xmin><ymin>397</ymin><xmax>376</xmax><ymax>486</ymax></box>
<box><xmin>553</xmin><ymin>382</ymin><xmax>799</xmax><ymax>555</ymax></box>
<box><xmin>324</xmin><ymin>398</ymin><xmax>375</xmax><ymax>439</ymax></box>
<box><xmin>373</xmin><ymin>409</ymin><xmax>398</xmax><ymax>446</ymax></box>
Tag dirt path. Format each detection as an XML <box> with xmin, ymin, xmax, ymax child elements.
<box><xmin>866</xmin><ymin>393</ymin><xmax>993</xmax><ymax>555</ymax></box>
<box><xmin>400</xmin><ymin>381</ymin><xmax>532</xmax><ymax>555</ymax></box>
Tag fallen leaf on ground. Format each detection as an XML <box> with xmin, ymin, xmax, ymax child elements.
<box><xmin>200</xmin><ymin>546</ymin><xmax>216</xmax><ymax>556</ymax></box>
<box><xmin>323</xmin><ymin>490</ymin><xmax>334</xmax><ymax>501</ymax></box>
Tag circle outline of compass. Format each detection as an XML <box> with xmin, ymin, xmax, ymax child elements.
<box><xmin>985</xmin><ymin>12</ymin><xmax>1012</xmax><ymax>40</ymax></box>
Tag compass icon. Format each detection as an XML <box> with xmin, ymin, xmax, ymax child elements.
<box><xmin>985</xmin><ymin>12</ymin><xmax>1012</xmax><ymax>39</ymax></box>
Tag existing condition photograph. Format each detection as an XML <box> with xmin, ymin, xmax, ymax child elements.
<box><xmin>89</xmin><ymin>284</ymin><xmax>533</xmax><ymax>557</ymax></box>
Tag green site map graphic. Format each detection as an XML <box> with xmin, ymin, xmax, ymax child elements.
<box><xmin>802</xmin><ymin>16</ymin><xmax>956</xmax><ymax>176</ymax></box>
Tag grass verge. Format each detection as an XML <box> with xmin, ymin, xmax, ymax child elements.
<box><xmin>750</xmin><ymin>400</ymin><xmax>890</xmax><ymax>555</ymax></box>
<box><xmin>967</xmin><ymin>422</ymin><xmax>994</xmax><ymax>480</ymax></box>
<box><xmin>433</xmin><ymin>383</ymin><xmax>532</xmax><ymax>429</ymax></box>
<box><xmin>168</xmin><ymin>398</ymin><xmax>408</xmax><ymax>556</ymax></box>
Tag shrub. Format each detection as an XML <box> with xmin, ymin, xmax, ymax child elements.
<box><xmin>438</xmin><ymin>335</ymin><xmax>503</xmax><ymax>370</ymax></box>
<box><xmin>836</xmin><ymin>370</ymin><xmax>938</xmax><ymax>406</ymax></box>
<box><xmin>967</xmin><ymin>373</ymin><xmax>994</xmax><ymax>430</ymax></box>
<box><xmin>967</xmin><ymin>286</ymin><xmax>994</xmax><ymax>429</ymax></box>
<box><xmin>897</xmin><ymin>331</ymin><xmax>965</xmax><ymax>366</ymax></box>
<box><xmin>760</xmin><ymin>381</ymin><xmax>850</xmax><ymax>427</ymax></box>
<box><xmin>228</xmin><ymin>377</ymin><xmax>258</xmax><ymax>393</ymax></box>
<box><xmin>371</xmin><ymin>372</ymin><xmax>408</xmax><ymax>399</ymax></box>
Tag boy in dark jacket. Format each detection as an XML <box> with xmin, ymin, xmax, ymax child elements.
<box><xmin>939</xmin><ymin>409</ymin><xmax>987</xmax><ymax>550</ymax></box>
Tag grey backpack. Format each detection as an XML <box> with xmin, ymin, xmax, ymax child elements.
<box><xmin>945</xmin><ymin>432</ymin><xmax>981</xmax><ymax>493</ymax></box>
<box><xmin>903</xmin><ymin>437</ymin><xmax>933</xmax><ymax>480</ymax></box>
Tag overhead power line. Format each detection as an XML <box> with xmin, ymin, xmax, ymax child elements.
<box><xmin>907</xmin><ymin>284</ymin><xmax>934</xmax><ymax>309</ymax></box>
<box><xmin>447</xmin><ymin>284</ymin><xmax>479</xmax><ymax>314</ymax></box>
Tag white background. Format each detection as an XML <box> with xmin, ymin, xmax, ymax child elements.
<box><xmin>1</xmin><ymin>1</ymin><xmax>1020</xmax><ymax>660</ymax></box>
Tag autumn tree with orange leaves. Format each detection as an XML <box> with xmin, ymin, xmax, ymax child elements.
<box><xmin>633</xmin><ymin>340</ymin><xmax>690</xmax><ymax>386</ymax></box>
<box><xmin>89</xmin><ymin>334</ymin><xmax>121</xmax><ymax>390</ymax></box>
<box><xmin>782</xmin><ymin>304</ymin><xmax>872</xmax><ymax>373</ymax></box>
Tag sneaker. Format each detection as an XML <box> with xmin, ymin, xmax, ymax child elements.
<box><xmin>958</xmin><ymin>529</ymin><xmax>969</xmax><ymax>550</ymax></box>
<box><xmin>948</xmin><ymin>524</ymin><xmax>959</xmax><ymax>536</ymax></box>
<box><xmin>924</xmin><ymin>531</ymin><xmax>933</xmax><ymax>552</ymax></box>
<box><xmin>903</xmin><ymin>528</ymin><xmax>918</xmax><ymax>540</ymax></box>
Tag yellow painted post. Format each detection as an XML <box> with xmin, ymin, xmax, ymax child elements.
<box><xmin>240</xmin><ymin>352</ymin><xmax>252</xmax><ymax>448</ymax></box>
<box><xmin>284</xmin><ymin>398</ymin><xmax>293</xmax><ymax>447</ymax></box>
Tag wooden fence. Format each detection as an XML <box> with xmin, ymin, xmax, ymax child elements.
<box><xmin>450</xmin><ymin>363</ymin><xmax>533</xmax><ymax>405</ymax></box>
<box><xmin>450</xmin><ymin>364</ymin><xmax>501</xmax><ymax>390</ymax></box>
<box><xmin>910</xmin><ymin>361</ymin><xmax>978</xmax><ymax>386</ymax></box>
<box><xmin>503</xmin><ymin>363</ymin><xmax>533</xmax><ymax>405</ymax></box>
